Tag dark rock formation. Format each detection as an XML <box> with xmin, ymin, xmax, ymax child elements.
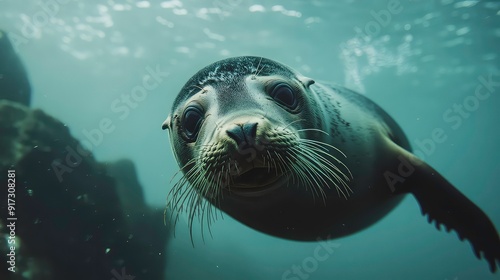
<box><xmin>0</xmin><ymin>30</ymin><xmax>31</xmax><ymax>106</ymax></box>
<box><xmin>0</xmin><ymin>101</ymin><xmax>169</xmax><ymax>280</ymax></box>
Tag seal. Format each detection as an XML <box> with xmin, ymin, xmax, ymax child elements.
<box><xmin>162</xmin><ymin>56</ymin><xmax>500</xmax><ymax>272</ymax></box>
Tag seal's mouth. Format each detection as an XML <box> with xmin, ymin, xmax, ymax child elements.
<box><xmin>233</xmin><ymin>167</ymin><xmax>275</xmax><ymax>186</ymax></box>
<box><xmin>229</xmin><ymin>167</ymin><xmax>286</xmax><ymax>197</ymax></box>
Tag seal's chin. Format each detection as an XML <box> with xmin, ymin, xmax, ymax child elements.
<box><xmin>229</xmin><ymin>168</ymin><xmax>287</xmax><ymax>197</ymax></box>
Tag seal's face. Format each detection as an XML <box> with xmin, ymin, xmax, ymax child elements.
<box><xmin>163</xmin><ymin>57</ymin><xmax>351</xmax><ymax>232</ymax></box>
<box><xmin>170</xmin><ymin>74</ymin><xmax>311</xmax><ymax>196</ymax></box>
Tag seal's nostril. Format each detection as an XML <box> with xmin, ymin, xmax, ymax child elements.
<box><xmin>226</xmin><ymin>122</ymin><xmax>258</xmax><ymax>146</ymax></box>
<box><xmin>243</xmin><ymin>122</ymin><xmax>258</xmax><ymax>139</ymax></box>
<box><xmin>226</xmin><ymin>125</ymin><xmax>245</xmax><ymax>145</ymax></box>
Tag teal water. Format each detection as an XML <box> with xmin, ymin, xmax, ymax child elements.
<box><xmin>1</xmin><ymin>0</ymin><xmax>499</xmax><ymax>279</ymax></box>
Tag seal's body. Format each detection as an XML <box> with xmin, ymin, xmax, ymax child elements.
<box><xmin>163</xmin><ymin>56</ymin><xmax>500</xmax><ymax>272</ymax></box>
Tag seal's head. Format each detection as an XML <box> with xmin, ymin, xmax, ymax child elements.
<box><xmin>163</xmin><ymin>56</ymin><xmax>351</xmax><ymax>235</ymax></box>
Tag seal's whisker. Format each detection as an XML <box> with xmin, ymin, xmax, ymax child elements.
<box><xmin>293</xmin><ymin>157</ymin><xmax>323</xmax><ymax>200</ymax></box>
<box><xmin>298</xmin><ymin>143</ymin><xmax>353</xmax><ymax>196</ymax></box>
<box><xmin>282</xmin><ymin>119</ymin><xmax>306</xmax><ymax>131</ymax></box>
<box><xmin>286</xmin><ymin>156</ymin><xmax>310</xmax><ymax>193</ymax></box>
<box><xmin>274</xmin><ymin>152</ymin><xmax>288</xmax><ymax>179</ymax></box>
<box><xmin>169</xmin><ymin>158</ymin><xmax>196</xmax><ymax>184</ymax></box>
<box><xmin>221</xmin><ymin>162</ymin><xmax>228</xmax><ymax>189</ymax></box>
<box><xmin>296</xmin><ymin>128</ymin><xmax>330</xmax><ymax>136</ymax></box>
<box><xmin>274</xmin><ymin>151</ymin><xmax>300</xmax><ymax>185</ymax></box>
<box><xmin>287</xmin><ymin>161</ymin><xmax>301</xmax><ymax>187</ymax></box>
<box><xmin>214</xmin><ymin>164</ymin><xmax>224</xmax><ymax>202</ymax></box>
<box><xmin>187</xmin><ymin>188</ymin><xmax>202</xmax><ymax>221</ymax></box>
<box><xmin>169</xmin><ymin>189</ymin><xmax>195</xmax><ymax>239</ymax></box>
<box><xmin>287</xmin><ymin>149</ymin><xmax>329</xmax><ymax>201</ymax></box>
<box><xmin>267</xmin><ymin>150</ymin><xmax>278</xmax><ymax>175</ymax></box>
<box><xmin>252</xmin><ymin>56</ymin><xmax>264</xmax><ymax>79</ymax></box>
<box><xmin>166</xmin><ymin>157</ymin><xmax>227</xmax><ymax>245</ymax></box>
<box><xmin>233</xmin><ymin>160</ymin><xmax>240</xmax><ymax>176</ymax></box>
<box><xmin>169</xmin><ymin>178</ymin><xmax>193</xmax><ymax>211</ymax></box>
<box><xmin>264</xmin><ymin>152</ymin><xmax>275</xmax><ymax>177</ymax></box>
<box><xmin>300</xmin><ymin>138</ymin><xmax>349</xmax><ymax>159</ymax></box>
<box><xmin>298</xmin><ymin>149</ymin><xmax>336</xmax><ymax>186</ymax></box>
<box><xmin>274</xmin><ymin>152</ymin><xmax>287</xmax><ymax>177</ymax></box>
<box><xmin>200</xmin><ymin>198</ymin><xmax>214</xmax><ymax>241</ymax></box>
<box><xmin>299</xmin><ymin>141</ymin><xmax>352</xmax><ymax>183</ymax></box>
<box><xmin>299</xmin><ymin>139</ymin><xmax>353</xmax><ymax>179</ymax></box>
<box><xmin>192</xmin><ymin>184</ymin><xmax>214</xmax><ymax>242</ymax></box>
<box><xmin>304</xmin><ymin>148</ymin><xmax>351</xmax><ymax>198</ymax></box>
<box><xmin>290</xmin><ymin>143</ymin><xmax>351</xmax><ymax>199</ymax></box>
<box><xmin>294</xmin><ymin>153</ymin><xmax>329</xmax><ymax>203</ymax></box>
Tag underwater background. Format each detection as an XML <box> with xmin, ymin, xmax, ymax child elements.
<box><xmin>1</xmin><ymin>0</ymin><xmax>499</xmax><ymax>279</ymax></box>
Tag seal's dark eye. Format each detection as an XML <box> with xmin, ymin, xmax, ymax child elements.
<box><xmin>182</xmin><ymin>106</ymin><xmax>204</xmax><ymax>141</ymax></box>
<box><xmin>270</xmin><ymin>83</ymin><xmax>298</xmax><ymax>109</ymax></box>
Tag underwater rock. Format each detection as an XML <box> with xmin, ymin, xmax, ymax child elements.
<box><xmin>0</xmin><ymin>100</ymin><xmax>169</xmax><ymax>280</ymax></box>
<box><xmin>0</xmin><ymin>30</ymin><xmax>31</xmax><ymax>106</ymax></box>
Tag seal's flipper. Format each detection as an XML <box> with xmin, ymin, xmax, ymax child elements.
<box><xmin>389</xmin><ymin>145</ymin><xmax>500</xmax><ymax>272</ymax></box>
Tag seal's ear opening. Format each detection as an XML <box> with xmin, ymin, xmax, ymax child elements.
<box><xmin>162</xmin><ymin>116</ymin><xmax>171</xmax><ymax>130</ymax></box>
<box><xmin>298</xmin><ymin>75</ymin><xmax>315</xmax><ymax>88</ymax></box>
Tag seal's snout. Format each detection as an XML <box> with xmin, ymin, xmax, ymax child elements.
<box><xmin>226</xmin><ymin>122</ymin><xmax>258</xmax><ymax>147</ymax></box>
